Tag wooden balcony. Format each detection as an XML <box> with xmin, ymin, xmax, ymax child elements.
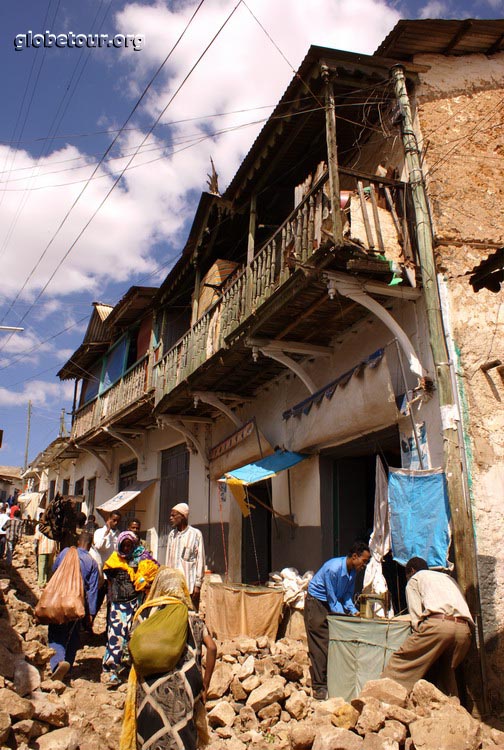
<box><xmin>72</xmin><ymin>354</ymin><xmax>152</xmax><ymax>442</ymax></box>
<box><xmin>154</xmin><ymin>169</ymin><xmax>414</xmax><ymax>407</ymax></box>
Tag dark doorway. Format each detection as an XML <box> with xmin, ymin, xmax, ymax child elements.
<box><xmin>320</xmin><ymin>426</ymin><xmax>407</xmax><ymax>614</ymax></box>
<box><xmin>242</xmin><ymin>480</ymin><xmax>271</xmax><ymax>584</ymax></box>
<box><xmin>158</xmin><ymin>444</ymin><xmax>189</xmax><ymax>565</ymax></box>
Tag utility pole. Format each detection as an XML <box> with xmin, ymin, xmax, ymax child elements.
<box><xmin>391</xmin><ymin>64</ymin><xmax>486</xmax><ymax>713</ymax></box>
<box><xmin>23</xmin><ymin>400</ymin><xmax>32</xmax><ymax>472</ymax></box>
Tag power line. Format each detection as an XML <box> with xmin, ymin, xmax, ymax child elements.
<box><xmin>0</xmin><ymin>0</ymin><xmax>209</xmax><ymax>340</ymax></box>
<box><xmin>0</xmin><ymin>0</ymin><xmax>111</xmax><ymax>264</ymax></box>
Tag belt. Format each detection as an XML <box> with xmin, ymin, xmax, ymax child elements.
<box><xmin>428</xmin><ymin>613</ymin><xmax>468</xmax><ymax>624</ymax></box>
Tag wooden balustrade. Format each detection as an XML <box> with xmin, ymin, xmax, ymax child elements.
<box><xmin>71</xmin><ymin>355</ymin><xmax>151</xmax><ymax>440</ymax></box>
<box><xmin>153</xmin><ymin>171</ymin><xmax>412</xmax><ymax>405</ymax></box>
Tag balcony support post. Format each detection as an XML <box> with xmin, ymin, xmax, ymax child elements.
<box><xmin>191</xmin><ymin>264</ymin><xmax>201</xmax><ymax>326</ymax></box>
<box><xmin>321</xmin><ymin>65</ymin><xmax>343</xmax><ymax>247</ymax></box>
<box><xmin>323</xmin><ymin>271</ymin><xmax>425</xmax><ymax>378</ymax></box>
<box><xmin>102</xmin><ymin>427</ymin><xmax>146</xmax><ymax>468</ymax></box>
<box><xmin>158</xmin><ymin>416</ymin><xmax>208</xmax><ymax>462</ymax></box>
<box><xmin>250</xmin><ymin>345</ymin><xmax>318</xmax><ymax>395</ymax></box>
<box><xmin>74</xmin><ymin>444</ymin><xmax>113</xmax><ymax>484</ymax></box>
<box><xmin>247</xmin><ymin>194</ymin><xmax>257</xmax><ymax>265</ymax></box>
<box><xmin>192</xmin><ymin>391</ymin><xmax>241</xmax><ymax>427</ymax></box>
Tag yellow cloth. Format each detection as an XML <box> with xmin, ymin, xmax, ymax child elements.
<box><xmin>134</xmin><ymin>559</ymin><xmax>159</xmax><ymax>592</ymax></box>
<box><xmin>103</xmin><ymin>552</ymin><xmax>135</xmax><ymax>580</ymax></box>
<box><xmin>119</xmin><ymin>665</ymin><xmax>138</xmax><ymax>750</ymax></box>
<box><xmin>103</xmin><ymin>552</ymin><xmax>160</xmax><ymax>593</ymax></box>
<box><xmin>226</xmin><ymin>477</ymin><xmax>251</xmax><ymax>517</ymax></box>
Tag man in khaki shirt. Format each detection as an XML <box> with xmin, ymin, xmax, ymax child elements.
<box><xmin>382</xmin><ymin>557</ymin><xmax>473</xmax><ymax>695</ymax></box>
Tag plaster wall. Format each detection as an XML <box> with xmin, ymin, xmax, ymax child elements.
<box><xmin>203</xmin><ymin>294</ymin><xmax>443</xmax><ymax>578</ymax></box>
<box><xmin>414</xmin><ymin>51</ymin><xmax>504</xmax><ymax>710</ymax></box>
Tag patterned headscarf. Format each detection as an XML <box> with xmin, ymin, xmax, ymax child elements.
<box><xmin>117</xmin><ymin>531</ymin><xmax>138</xmax><ymax>560</ymax></box>
<box><xmin>146</xmin><ymin>566</ymin><xmax>193</xmax><ymax>609</ymax></box>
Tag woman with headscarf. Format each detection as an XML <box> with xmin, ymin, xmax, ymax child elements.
<box><xmin>102</xmin><ymin>531</ymin><xmax>152</xmax><ymax>686</ymax></box>
<box><xmin>120</xmin><ymin>567</ymin><xmax>217</xmax><ymax>750</ymax></box>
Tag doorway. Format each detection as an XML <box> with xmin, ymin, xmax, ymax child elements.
<box><xmin>241</xmin><ymin>480</ymin><xmax>272</xmax><ymax>584</ymax></box>
<box><xmin>321</xmin><ymin>426</ymin><xmax>407</xmax><ymax>613</ymax></box>
<box><xmin>158</xmin><ymin>444</ymin><xmax>189</xmax><ymax>565</ymax></box>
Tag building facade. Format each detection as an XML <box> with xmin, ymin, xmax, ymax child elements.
<box><xmin>28</xmin><ymin>20</ymin><xmax>504</xmax><ymax>710</ymax></box>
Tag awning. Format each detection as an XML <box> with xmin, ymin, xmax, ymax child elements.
<box><xmin>220</xmin><ymin>450</ymin><xmax>308</xmax><ymax>486</ymax></box>
<box><xmin>209</xmin><ymin>419</ymin><xmax>274</xmax><ymax>480</ymax></box>
<box><xmin>97</xmin><ymin>479</ymin><xmax>155</xmax><ymax>514</ymax></box>
<box><xmin>283</xmin><ymin>349</ymin><xmax>400</xmax><ymax>453</ymax></box>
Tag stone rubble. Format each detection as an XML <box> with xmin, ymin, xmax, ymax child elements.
<box><xmin>1</xmin><ymin>537</ymin><xmax>504</xmax><ymax>749</ymax></box>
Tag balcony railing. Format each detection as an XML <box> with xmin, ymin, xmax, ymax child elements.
<box><xmin>153</xmin><ymin>170</ymin><xmax>413</xmax><ymax>404</ymax></box>
<box><xmin>72</xmin><ymin>354</ymin><xmax>151</xmax><ymax>441</ymax></box>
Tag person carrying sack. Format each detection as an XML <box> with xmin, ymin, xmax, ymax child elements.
<box><xmin>36</xmin><ymin>532</ymin><xmax>99</xmax><ymax>681</ymax></box>
<box><xmin>120</xmin><ymin>567</ymin><xmax>217</xmax><ymax>750</ymax></box>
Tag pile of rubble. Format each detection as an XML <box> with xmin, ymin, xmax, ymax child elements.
<box><xmin>205</xmin><ymin>640</ymin><xmax>504</xmax><ymax>750</ymax></box>
<box><xmin>0</xmin><ymin>538</ymin><xmax>124</xmax><ymax>750</ymax></box>
<box><xmin>2</xmin><ymin>537</ymin><xmax>504</xmax><ymax>750</ymax></box>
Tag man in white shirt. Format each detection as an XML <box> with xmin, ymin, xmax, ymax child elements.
<box><xmin>165</xmin><ymin>502</ymin><xmax>205</xmax><ymax>609</ymax></box>
<box><xmin>382</xmin><ymin>556</ymin><xmax>473</xmax><ymax>695</ymax></box>
<box><xmin>90</xmin><ymin>511</ymin><xmax>121</xmax><ymax>616</ymax></box>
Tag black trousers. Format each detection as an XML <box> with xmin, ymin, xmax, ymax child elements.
<box><xmin>304</xmin><ymin>593</ymin><xmax>330</xmax><ymax>693</ymax></box>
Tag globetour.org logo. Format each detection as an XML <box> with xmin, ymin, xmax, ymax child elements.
<box><xmin>14</xmin><ymin>31</ymin><xmax>145</xmax><ymax>52</ymax></box>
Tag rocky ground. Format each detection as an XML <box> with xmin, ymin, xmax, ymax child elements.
<box><xmin>1</xmin><ymin>536</ymin><xmax>504</xmax><ymax>750</ymax></box>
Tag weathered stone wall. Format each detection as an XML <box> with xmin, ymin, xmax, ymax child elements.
<box><xmin>414</xmin><ymin>52</ymin><xmax>504</xmax><ymax>710</ymax></box>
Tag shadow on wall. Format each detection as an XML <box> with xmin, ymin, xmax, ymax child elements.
<box><xmin>477</xmin><ymin>553</ymin><xmax>504</xmax><ymax>717</ymax></box>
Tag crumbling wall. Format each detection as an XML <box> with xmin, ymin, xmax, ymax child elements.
<box><xmin>414</xmin><ymin>52</ymin><xmax>504</xmax><ymax>711</ymax></box>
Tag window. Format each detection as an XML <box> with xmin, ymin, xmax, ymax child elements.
<box><xmin>118</xmin><ymin>460</ymin><xmax>138</xmax><ymax>528</ymax></box>
<box><xmin>79</xmin><ymin>361</ymin><xmax>103</xmax><ymax>406</ymax></box>
<box><xmin>102</xmin><ymin>337</ymin><xmax>127</xmax><ymax>391</ymax></box>
<box><xmin>74</xmin><ymin>477</ymin><xmax>84</xmax><ymax>496</ymax></box>
<box><xmin>87</xmin><ymin>477</ymin><xmax>96</xmax><ymax>514</ymax></box>
<box><xmin>118</xmin><ymin>460</ymin><xmax>137</xmax><ymax>491</ymax></box>
<box><xmin>162</xmin><ymin>308</ymin><xmax>191</xmax><ymax>352</ymax></box>
<box><xmin>49</xmin><ymin>480</ymin><xmax>56</xmax><ymax>501</ymax></box>
<box><xmin>62</xmin><ymin>478</ymin><xmax>70</xmax><ymax>495</ymax></box>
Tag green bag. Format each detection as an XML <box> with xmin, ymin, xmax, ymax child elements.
<box><xmin>129</xmin><ymin>600</ymin><xmax>188</xmax><ymax>677</ymax></box>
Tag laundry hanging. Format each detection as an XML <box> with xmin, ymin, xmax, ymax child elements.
<box><xmin>388</xmin><ymin>467</ymin><xmax>451</xmax><ymax>568</ymax></box>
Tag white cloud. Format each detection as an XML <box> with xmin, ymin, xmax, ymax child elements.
<box><xmin>0</xmin><ymin>0</ymin><xmax>400</xmax><ymax>308</ymax></box>
<box><xmin>116</xmin><ymin>0</ymin><xmax>400</xmax><ymax>188</ymax></box>
<box><xmin>419</xmin><ymin>1</ymin><xmax>450</xmax><ymax>19</ymax></box>
<box><xmin>0</xmin><ymin>380</ymin><xmax>74</xmax><ymax>408</ymax></box>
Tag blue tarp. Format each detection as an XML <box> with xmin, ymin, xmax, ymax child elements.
<box><xmin>388</xmin><ymin>467</ymin><xmax>451</xmax><ymax>568</ymax></box>
<box><xmin>222</xmin><ymin>450</ymin><xmax>307</xmax><ymax>485</ymax></box>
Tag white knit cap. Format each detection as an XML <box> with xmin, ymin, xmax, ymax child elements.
<box><xmin>172</xmin><ymin>502</ymin><xmax>189</xmax><ymax>518</ymax></box>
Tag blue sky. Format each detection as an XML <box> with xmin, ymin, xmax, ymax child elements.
<box><xmin>0</xmin><ymin>0</ymin><xmax>502</xmax><ymax>471</ymax></box>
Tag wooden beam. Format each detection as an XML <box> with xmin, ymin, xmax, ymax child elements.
<box><xmin>247</xmin><ymin>338</ymin><xmax>332</xmax><ymax>357</ymax></box>
<box><xmin>247</xmin><ymin>194</ymin><xmax>257</xmax><ymax>265</ymax></box>
<box><xmin>322</xmin><ymin>69</ymin><xmax>343</xmax><ymax>246</ymax></box>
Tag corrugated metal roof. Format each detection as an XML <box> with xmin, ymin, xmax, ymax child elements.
<box><xmin>58</xmin><ymin>302</ymin><xmax>113</xmax><ymax>380</ymax></box>
<box><xmin>223</xmin><ymin>45</ymin><xmax>426</xmax><ymax>205</ymax></box>
<box><xmin>106</xmin><ymin>286</ymin><xmax>157</xmax><ymax>329</ymax></box>
<box><xmin>376</xmin><ymin>19</ymin><xmax>504</xmax><ymax>59</ymax></box>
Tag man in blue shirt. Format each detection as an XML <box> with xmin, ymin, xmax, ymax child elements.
<box><xmin>48</xmin><ymin>532</ymin><xmax>99</xmax><ymax>681</ymax></box>
<box><xmin>305</xmin><ymin>541</ymin><xmax>370</xmax><ymax>699</ymax></box>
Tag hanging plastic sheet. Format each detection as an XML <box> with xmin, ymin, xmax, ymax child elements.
<box><xmin>362</xmin><ymin>456</ymin><xmax>392</xmax><ymax>617</ymax></box>
<box><xmin>388</xmin><ymin>467</ymin><xmax>451</xmax><ymax>568</ymax></box>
